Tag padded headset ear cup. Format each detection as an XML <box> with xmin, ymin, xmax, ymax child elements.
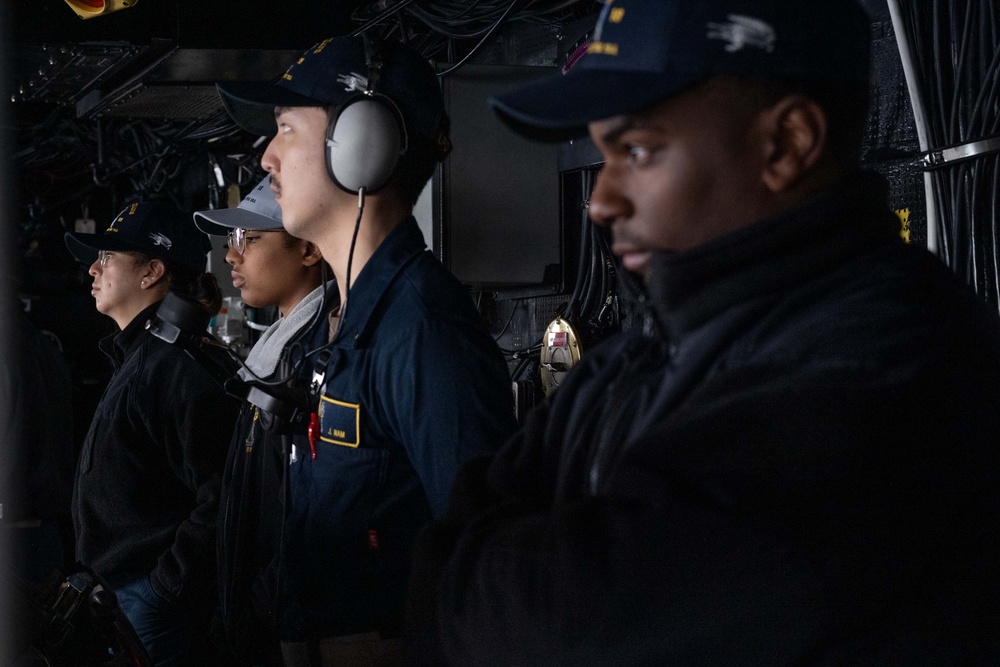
<box><xmin>325</xmin><ymin>96</ymin><xmax>404</xmax><ymax>194</ymax></box>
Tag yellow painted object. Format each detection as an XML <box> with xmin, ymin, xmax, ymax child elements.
<box><xmin>895</xmin><ymin>208</ymin><xmax>911</xmax><ymax>244</ymax></box>
<box><xmin>63</xmin><ymin>0</ymin><xmax>138</xmax><ymax>20</ymax></box>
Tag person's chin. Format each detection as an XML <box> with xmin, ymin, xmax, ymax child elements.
<box><xmin>283</xmin><ymin>216</ymin><xmax>313</xmax><ymax>241</ymax></box>
<box><xmin>238</xmin><ymin>289</ymin><xmax>256</xmax><ymax>306</ymax></box>
<box><xmin>620</xmin><ymin>249</ymin><xmax>651</xmax><ymax>275</ymax></box>
<box><xmin>282</xmin><ymin>214</ymin><xmax>305</xmax><ymax>237</ymax></box>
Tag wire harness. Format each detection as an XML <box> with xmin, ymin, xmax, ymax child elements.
<box><xmin>889</xmin><ymin>0</ymin><xmax>1000</xmax><ymax>310</ymax></box>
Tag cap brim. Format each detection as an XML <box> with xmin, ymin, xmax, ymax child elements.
<box><xmin>64</xmin><ymin>231</ymin><xmax>145</xmax><ymax>265</ymax></box>
<box><xmin>217</xmin><ymin>81</ymin><xmax>327</xmax><ymax>137</ymax></box>
<box><xmin>193</xmin><ymin>207</ymin><xmax>284</xmax><ymax>235</ymax></box>
<box><xmin>489</xmin><ymin>69</ymin><xmax>704</xmax><ymax>143</ymax></box>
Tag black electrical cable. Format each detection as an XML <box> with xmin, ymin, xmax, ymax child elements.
<box><xmin>295</xmin><ymin>191</ymin><xmax>366</xmax><ymax>370</ymax></box>
<box><xmin>591</xmin><ymin>226</ymin><xmax>614</xmax><ymax>326</ymax></box>
<box><xmin>948</xmin><ymin>0</ymin><xmax>974</xmax><ymax>143</ymax></box>
<box><xmin>966</xmin><ymin>162</ymin><xmax>978</xmax><ymax>288</ymax></box>
<box><xmin>969</xmin><ymin>44</ymin><xmax>1000</xmax><ymax>137</ymax></box>
<box><xmin>14</xmin><ymin>1</ymin><xmax>602</xmax><ymax>216</ymax></box>
<box><xmin>593</xmin><ymin>227</ymin><xmax>611</xmax><ymax>318</ymax></box>
<box><xmin>929</xmin><ymin>0</ymin><xmax>947</xmax><ymax>147</ymax></box>
<box><xmin>334</xmin><ymin>189</ymin><xmax>367</xmax><ymax>344</ymax></box>
<box><xmin>898</xmin><ymin>0</ymin><xmax>1000</xmax><ymax>310</ymax></box>
<box><xmin>583</xmin><ymin>220</ymin><xmax>600</xmax><ymax>317</ymax></box>
<box><xmin>397</xmin><ymin>10</ymin><xmax>410</xmax><ymax>46</ymax></box>
<box><xmin>350</xmin><ymin>0</ymin><xmax>421</xmax><ymax>37</ymax></box>
<box><xmin>437</xmin><ymin>0</ymin><xmax>528</xmax><ymax>77</ymax></box>
<box><xmin>591</xmin><ymin>257</ymin><xmax>607</xmax><ymax>323</ymax></box>
<box><xmin>580</xmin><ymin>219</ymin><xmax>602</xmax><ymax>318</ymax></box>
<box><xmin>990</xmin><ymin>154</ymin><xmax>1000</xmax><ymax>306</ymax></box>
<box><xmin>493</xmin><ymin>300</ymin><xmax>521</xmax><ymax>340</ymax></box>
<box><xmin>415</xmin><ymin>0</ymin><xmax>487</xmax><ymax>27</ymax></box>
<box><xmin>511</xmin><ymin>355</ymin><xmax>534</xmax><ymax>381</ymax></box>
<box><xmin>563</xmin><ymin>170</ymin><xmax>594</xmax><ymax>323</ymax></box>
<box><xmin>499</xmin><ymin>343</ymin><xmax>543</xmax><ymax>357</ymax></box>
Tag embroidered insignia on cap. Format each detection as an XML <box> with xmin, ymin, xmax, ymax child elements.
<box><xmin>589</xmin><ymin>0</ymin><xmax>622</xmax><ymax>56</ymax></box>
<box><xmin>587</xmin><ymin>42</ymin><xmax>619</xmax><ymax>56</ymax></box>
<box><xmin>706</xmin><ymin>15</ymin><xmax>776</xmax><ymax>53</ymax></box>
<box><xmin>337</xmin><ymin>72</ymin><xmax>369</xmax><ymax>93</ymax></box>
<box><xmin>593</xmin><ymin>0</ymin><xmax>615</xmax><ymax>43</ymax></box>
<box><xmin>149</xmin><ymin>232</ymin><xmax>172</xmax><ymax>249</ymax></box>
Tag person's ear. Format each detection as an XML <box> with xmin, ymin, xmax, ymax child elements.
<box><xmin>301</xmin><ymin>241</ymin><xmax>324</xmax><ymax>268</ymax></box>
<box><xmin>759</xmin><ymin>95</ymin><xmax>828</xmax><ymax>193</ymax></box>
<box><xmin>142</xmin><ymin>258</ymin><xmax>168</xmax><ymax>287</ymax></box>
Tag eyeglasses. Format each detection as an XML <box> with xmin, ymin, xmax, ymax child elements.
<box><xmin>227</xmin><ymin>227</ymin><xmax>281</xmax><ymax>255</ymax></box>
<box><xmin>96</xmin><ymin>249</ymin><xmax>144</xmax><ymax>268</ymax></box>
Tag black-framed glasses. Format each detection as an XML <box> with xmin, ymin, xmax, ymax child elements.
<box><xmin>227</xmin><ymin>227</ymin><xmax>282</xmax><ymax>255</ymax></box>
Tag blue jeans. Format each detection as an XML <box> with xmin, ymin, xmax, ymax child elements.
<box><xmin>115</xmin><ymin>576</ymin><xmax>194</xmax><ymax>667</ymax></box>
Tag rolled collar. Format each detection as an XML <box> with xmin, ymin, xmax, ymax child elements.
<box><xmin>645</xmin><ymin>172</ymin><xmax>900</xmax><ymax>337</ymax></box>
<box><xmin>99</xmin><ymin>301</ymin><xmax>163</xmax><ymax>367</ymax></box>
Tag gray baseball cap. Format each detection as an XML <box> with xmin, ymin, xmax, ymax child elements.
<box><xmin>192</xmin><ymin>175</ymin><xmax>282</xmax><ymax>235</ymax></box>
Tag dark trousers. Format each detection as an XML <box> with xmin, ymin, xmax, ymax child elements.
<box><xmin>116</xmin><ymin>576</ymin><xmax>197</xmax><ymax>667</ymax></box>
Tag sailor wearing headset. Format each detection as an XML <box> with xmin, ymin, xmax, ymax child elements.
<box><xmin>217</xmin><ymin>36</ymin><xmax>517</xmax><ymax>665</ymax></box>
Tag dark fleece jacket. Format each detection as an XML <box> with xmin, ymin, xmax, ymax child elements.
<box><xmin>73</xmin><ymin>301</ymin><xmax>240</xmax><ymax>605</ymax></box>
<box><xmin>408</xmin><ymin>174</ymin><xmax>1000</xmax><ymax>666</ymax></box>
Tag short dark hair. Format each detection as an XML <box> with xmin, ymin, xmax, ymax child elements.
<box><xmin>718</xmin><ymin>76</ymin><xmax>870</xmax><ymax>170</ymax></box>
<box><xmin>393</xmin><ymin>117</ymin><xmax>450</xmax><ymax>208</ymax></box>
<box><xmin>134</xmin><ymin>253</ymin><xmax>223</xmax><ymax>316</ymax></box>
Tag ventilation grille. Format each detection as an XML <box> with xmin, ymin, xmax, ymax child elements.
<box><xmin>93</xmin><ymin>84</ymin><xmax>223</xmax><ymax>119</ymax></box>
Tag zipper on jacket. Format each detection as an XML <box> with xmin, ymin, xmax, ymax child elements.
<box><xmin>587</xmin><ymin>344</ymin><xmax>670</xmax><ymax>494</ymax></box>
<box><xmin>220</xmin><ymin>405</ymin><xmax>257</xmax><ymax>627</ymax></box>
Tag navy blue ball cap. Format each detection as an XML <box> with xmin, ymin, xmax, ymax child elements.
<box><xmin>491</xmin><ymin>0</ymin><xmax>872</xmax><ymax>142</ymax></box>
<box><xmin>65</xmin><ymin>201</ymin><xmax>211</xmax><ymax>271</ymax></box>
<box><xmin>217</xmin><ymin>36</ymin><xmax>449</xmax><ymax>150</ymax></box>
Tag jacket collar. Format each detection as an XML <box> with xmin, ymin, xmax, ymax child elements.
<box><xmin>334</xmin><ymin>215</ymin><xmax>426</xmax><ymax>348</ymax></box>
<box><xmin>99</xmin><ymin>301</ymin><xmax>163</xmax><ymax>367</ymax></box>
<box><xmin>645</xmin><ymin>172</ymin><xmax>900</xmax><ymax>339</ymax></box>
